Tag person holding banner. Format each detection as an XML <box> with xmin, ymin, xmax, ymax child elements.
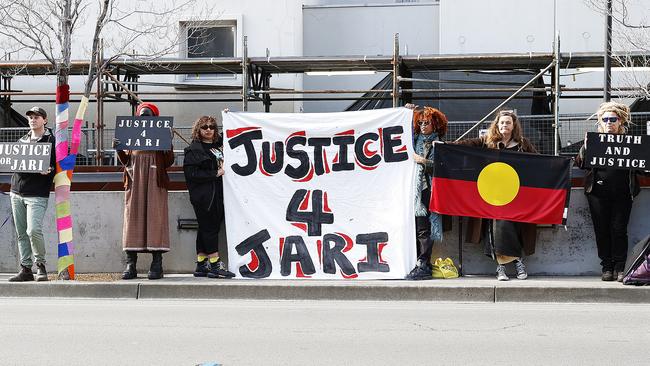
<box><xmin>183</xmin><ymin>115</ymin><xmax>235</xmax><ymax>279</ymax></box>
<box><xmin>405</xmin><ymin>106</ymin><xmax>448</xmax><ymax>280</ymax></box>
<box><xmin>575</xmin><ymin>102</ymin><xmax>644</xmax><ymax>282</ymax></box>
<box><xmin>114</xmin><ymin>102</ymin><xmax>174</xmax><ymax>280</ymax></box>
<box><xmin>8</xmin><ymin>106</ymin><xmax>56</xmax><ymax>282</ymax></box>
<box><xmin>458</xmin><ymin>109</ymin><xmax>537</xmax><ymax>281</ymax></box>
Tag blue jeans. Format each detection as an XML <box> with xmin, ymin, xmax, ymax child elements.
<box><xmin>10</xmin><ymin>193</ymin><xmax>49</xmax><ymax>267</ymax></box>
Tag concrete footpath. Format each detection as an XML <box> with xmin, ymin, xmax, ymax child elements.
<box><xmin>0</xmin><ymin>274</ymin><xmax>649</xmax><ymax>303</ymax></box>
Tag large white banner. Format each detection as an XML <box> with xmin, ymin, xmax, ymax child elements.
<box><xmin>222</xmin><ymin>108</ymin><xmax>415</xmax><ymax>279</ymax></box>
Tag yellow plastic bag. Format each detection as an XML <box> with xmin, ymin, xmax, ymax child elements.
<box><xmin>431</xmin><ymin>257</ymin><xmax>459</xmax><ymax>279</ymax></box>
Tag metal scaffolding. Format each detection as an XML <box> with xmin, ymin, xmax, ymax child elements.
<box><xmin>2</xmin><ymin>33</ymin><xmax>650</xmax><ymax>163</ymax></box>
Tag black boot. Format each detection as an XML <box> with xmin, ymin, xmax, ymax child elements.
<box><xmin>148</xmin><ymin>252</ymin><xmax>164</xmax><ymax>280</ymax></box>
<box><xmin>9</xmin><ymin>265</ymin><xmax>34</xmax><ymax>282</ymax></box>
<box><xmin>194</xmin><ymin>259</ymin><xmax>209</xmax><ymax>277</ymax></box>
<box><xmin>122</xmin><ymin>251</ymin><xmax>138</xmax><ymax>280</ymax></box>
<box><xmin>35</xmin><ymin>263</ymin><xmax>48</xmax><ymax>282</ymax></box>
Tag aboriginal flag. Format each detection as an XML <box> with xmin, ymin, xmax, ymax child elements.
<box><xmin>429</xmin><ymin>144</ymin><xmax>571</xmax><ymax>225</ymax></box>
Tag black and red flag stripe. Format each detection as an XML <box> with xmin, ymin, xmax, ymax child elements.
<box><xmin>429</xmin><ymin>143</ymin><xmax>571</xmax><ymax>225</ymax></box>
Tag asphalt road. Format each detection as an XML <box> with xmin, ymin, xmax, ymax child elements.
<box><xmin>0</xmin><ymin>298</ymin><xmax>647</xmax><ymax>366</ymax></box>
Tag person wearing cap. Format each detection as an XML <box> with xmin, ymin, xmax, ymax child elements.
<box><xmin>8</xmin><ymin>106</ymin><xmax>56</xmax><ymax>282</ymax></box>
<box><xmin>113</xmin><ymin>102</ymin><xmax>174</xmax><ymax>280</ymax></box>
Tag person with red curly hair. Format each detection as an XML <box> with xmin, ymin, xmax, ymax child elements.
<box><xmin>405</xmin><ymin>104</ymin><xmax>448</xmax><ymax>280</ymax></box>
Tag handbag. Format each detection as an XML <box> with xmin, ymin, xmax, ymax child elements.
<box><xmin>431</xmin><ymin>257</ymin><xmax>459</xmax><ymax>279</ymax></box>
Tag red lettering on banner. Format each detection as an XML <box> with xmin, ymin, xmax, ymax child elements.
<box><xmin>294</xmin><ymin>164</ymin><xmax>315</xmax><ymax>182</ymax></box>
<box><xmin>335</xmin><ymin>129</ymin><xmax>355</xmax><ymax>136</ymax></box>
<box><xmin>258</xmin><ymin>151</ymin><xmax>271</xmax><ymax>176</ymax></box>
<box><xmin>284</xmin><ymin>130</ymin><xmax>306</xmax><ymax>145</ymax></box>
<box><xmin>247</xmin><ymin>250</ymin><xmax>260</xmax><ymax>272</ymax></box>
<box><xmin>323</xmin><ymin>192</ymin><xmax>332</xmax><ymax>213</ymax></box>
<box><xmin>317</xmin><ymin>239</ymin><xmax>323</xmax><ymax>266</ymax></box>
<box><xmin>291</xmin><ymin>223</ymin><xmax>308</xmax><ymax>232</ymax></box>
<box><xmin>226</xmin><ymin>126</ymin><xmax>260</xmax><ymax>138</ymax></box>
<box><xmin>378</xmin><ymin>242</ymin><xmax>388</xmax><ymax>264</ymax></box>
<box><xmin>279</xmin><ymin>237</ymin><xmax>285</xmax><ymax>257</ymax></box>
<box><xmin>296</xmin><ymin>263</ymin><xmax>312</xmax><ymax>278</ymax></box>
<box><xmin>336</xmin><ymin>232</ymin><xmax>354</xmax><ymax>252</ymax></box>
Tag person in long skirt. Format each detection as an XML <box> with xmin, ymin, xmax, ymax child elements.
<box><xmin>458</xmin><ymin>109</ymin><xmax>538</xmax><ymax>281</ymax></box>
<box><xmin>115</xmin><ymin>102</ymin><xmax>174</xmax><ymax>280</ymax></box>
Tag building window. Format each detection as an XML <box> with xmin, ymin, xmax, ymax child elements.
<box><xmin>180</xmin><ymin>20</ymin><xmax>237</xmax><ymax>81</ymax></box>
<box><xmin>187</xmin><ymin>24</ymin><xmax>235</xmax><ymax>58</ymax></box>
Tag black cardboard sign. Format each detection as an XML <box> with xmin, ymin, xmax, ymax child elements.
<box><xmin>114</xmin><ymin>116</ymin><xmax>173</xmax><ymax>150</ymax></box>
<box><xmin>584</xmin><ymin>132</ymin><xmax>649</xmax><ymax>170</ymax></box>
<box><xmin>0</xmin><ymin>142</ymin><xmax>51</xmax><ymax>173</ymax></box>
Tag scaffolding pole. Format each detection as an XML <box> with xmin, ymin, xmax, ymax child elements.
<box><xmin>554</xmin><ymin>33</ymin><xmax>561</xmax><ymax>156</ymax></box>
<box><xmin>604</xmin><ymin>0</ymin><xmax>612</xmax><ymax>102</ymax></box>
<box><xmin>96</xmin><ymin>39</ymin><xmax>104</xmax><ymax>166</ymax></box>
<box><xmin>455</xmin><ymin>62</ymin><xmax>555</xmax><ymax>141</ymax></box>
<box><xmin>242</xmin><ymin>35</ymin><xmax>249</xmax><ymax>111</ymax></box>
<box><xmin>392</xmin><ymin>33</ymin><xmax>399</xmax><ymax>107</ymax></box>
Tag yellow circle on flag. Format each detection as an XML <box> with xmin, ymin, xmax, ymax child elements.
<box><xmin>477</xmin><ymin>162</ymin><xmax>520</xmax><ymax>206</ymax></box>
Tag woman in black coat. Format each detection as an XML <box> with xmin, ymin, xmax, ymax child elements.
<box><xmin>183</xmin><ymin>115</ymin><xmax>235</xmax><ymax>279</ymax></box>
<box><xmin>575</xmin><ymin>102</ymin><xmax>645</xmax><ymax>282</ymax></box>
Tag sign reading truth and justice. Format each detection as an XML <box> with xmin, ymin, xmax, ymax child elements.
<box><xmin>584</xmin><ymin>132</ymin><xmax>649</xmax><ymax>170</ymax></box>
<box><xmin>0</xmin><ymin>142</ymin><xmax>51</xmax><ymax>173</ymax></box>
<box><xmin>114</xmin><ymin>116</ymin><xmax>173</xmax><ymax>150</ymax></box>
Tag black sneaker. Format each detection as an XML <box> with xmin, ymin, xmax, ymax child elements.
<box><xmin>207</xmin><ymin>261</ymin><xmax>235</xmax><ymax>279</ymax></box>
<box><xmin>193</xmin><ymin>259</ymin><xmax>209</xmax><ymax>277</ymax></box>
<box><xmin>9</xmin><ymin>265</ymin><xmax>34</xmax><ymax>282</ymax></box>
<box><xmin>405</xmin><ymin>261</ymin><xmax>432</xmax><ymax>280</ymax></box>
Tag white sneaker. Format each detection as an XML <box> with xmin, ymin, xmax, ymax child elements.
<box><xmin>515</xmin><ymin>258</ymin><xmax>528</xmax><ymax>280</ymax></box>
<box><xmin>496</xmin><ymin>264</ymin><xmax>509</xmax><ymax>281</ymax></box>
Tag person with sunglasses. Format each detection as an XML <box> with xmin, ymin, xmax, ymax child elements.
<box><xmin>575</xmin><ymin>101</ymin><xmax>645</xmax><ymax>282</ymax></box>
<box><xmin>183</xmin><ymin>115</ymin><xmax>235</xmax><ymax>279</ymax></box>
<box><xmin>404</xmin><ymin>105</ymin><xmax>448</xmax><ymax>280</ymax></box>
<box><xmin>114</xmin><ymin>102</ymin><xmax>174</xmax><ymax>280</ymax></box>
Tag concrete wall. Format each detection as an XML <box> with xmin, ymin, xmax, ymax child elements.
<box><xmin>1</xmin><ymin>188</ymin><xmax>648</xmax><ymax>275</ymax></box>
<box><xmin>0</xmin><ymin>191</ymin><xmax>225</xmax><ymax>274</ymax></box>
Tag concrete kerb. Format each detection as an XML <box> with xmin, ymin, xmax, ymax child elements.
<box><xmin>495</xmin><ymin>286</ymin><xmax>650</xmax><ymax>303</ymax></box>
<box><xmin>1</xmin><ymin>276</ymin><xmax>649</xmax><ymax>303</ymax></box>
<box><xmin>136</xmin><ymin>281</ymin><xmax>495</xmax><ymax>302</ymax></box>
<box><xmin>0</xmin><ymin>282</ymin><xmax>138</xmax><ymax>299</ymax></box>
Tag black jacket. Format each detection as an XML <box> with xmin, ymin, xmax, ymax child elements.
<box><xmin>575</xmin><ymin>144</ymin><xmax>643</xmax><ymax>199</ymax></box>
<box><xmin>10</xmin><ymin>128</ymin><xmax>56</xmax><ymax>198</ymax></box>
<box><xmin>183</xmin><ymin>140</ymin><xmax>223</xmax><ymax>211</ymax></box>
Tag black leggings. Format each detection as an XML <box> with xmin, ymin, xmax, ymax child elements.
<box><xmin>192</xmin><ymin>200</ymin><xmax>224</xmax><ymax>255</ymax></box>
<box><xmin>586</xmin><ymin>191</ymin><xmax>632</xmax><ymax>272</ymax></box>
<box><xmin>415</xmin><ymin>216</ymin><xmax>433</xmax><ymax>264</ymax></box>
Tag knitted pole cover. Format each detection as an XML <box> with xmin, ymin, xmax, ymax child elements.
<box><xmin>54</xmin><ymin>84</ymin><xmax>88</xmax><ymax>279</ymax></box>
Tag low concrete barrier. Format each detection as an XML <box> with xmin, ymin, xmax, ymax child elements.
<box><xmin>0</xmin><ymin>189</ymin><xmax>648</xmax><ymax>275</ymax></box>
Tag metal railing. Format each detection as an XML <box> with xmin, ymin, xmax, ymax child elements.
<box><xmin>445</xmin><ymin>112</ymin><xmax>650</xmax><ymax>156</ymax></box>
<box><xmin>0</xmin><ymin>126</ymin><xmax>198</xmax><ymax>166</ymax></box>
<box><xmin>2</xmin><ymin>113</ymin><xmax>649</xmax><ymax>165</ymax></box>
